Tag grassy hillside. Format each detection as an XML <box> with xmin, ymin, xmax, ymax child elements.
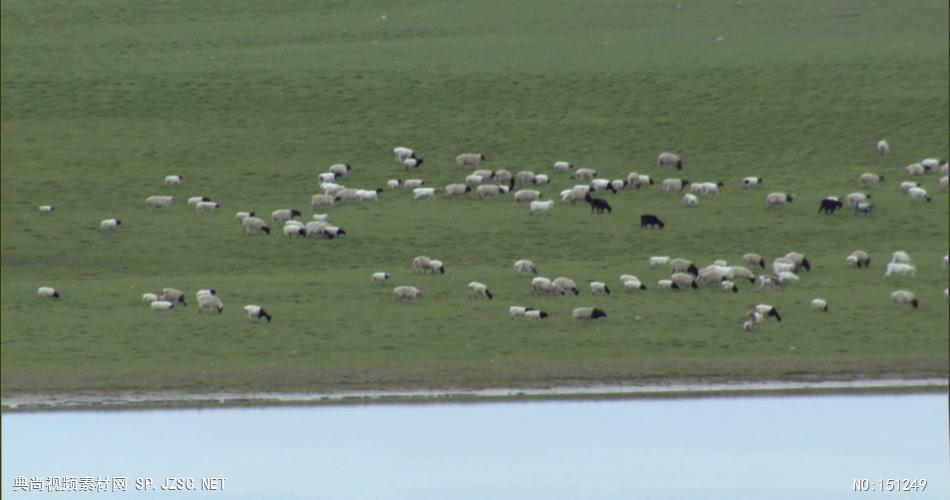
<box><xmin>2</xmin><ymin>0</ymin><xmax>948</xmax><ymax>394</ymax></box>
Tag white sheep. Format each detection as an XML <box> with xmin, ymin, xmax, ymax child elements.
<box><xmin>145</xmin><ymin>195</ymin><xmax>175</xmax><ymax>209</ymax></box>
<box><xmin>682</xmin><ymin>193</ymin><xmax>698</xmax><ymax>207</ymax></box>
<box><xmin>515</xmin><ymin>171</ymin><xmax>536</xmax><ymax>185</ymax></box>
<box><xmin>662</xmin><ymin>178</ymin><xmax>689</xmax><ymax>193</ymax></box>
<box><xmin>393</xmin><ymin>286</ymin><xmax>423</xmax><ymax>302</ymax></box>
<box><xmin>151</xmin><ymin>300</ymin><xmax>175</xmax><ymax>311</ymax></box>
<box><xmin>777</xmin><ymin>271</ymin><xmax>800</xmax><ymax>284</ymax></box>
<box><xmin>468</xmin><ymin>282</ymin><xmax>494</xmax><ymax>300</ymax></box>
<box><xmin>524</xmin><ymin>310</ymin><xmax>549</xmax><ymax>320</ymax></box>
<box><xmin>766</xmin><ymin>192</ymin><xmax>793</xmax><ymax>207</ymax></box>
<box><xmin>509</xmin><ymin>306</ymin><xmax>531</xmax><ymax>319</ymax></box>
<box><xmin>142</xmin><ymin>292</ymin><xmax>159</xmax><ymax>303</ymax></box>
<box><xmin>100</xmin><ymin>218</ymin><xmax>122</xmax><ymax>231</ymax></box>
<box><xmin>742</xmin><ymin>176</ymin><xmax>762</xmax><ymax>188</ymax></box>
<box><xmin>858</xmin><ymin>173</ymin><xmax>884</xmax><ymax>187</ymax></box>
<box><xmin>272</xmin><ymin>209</ymin><xmax>302</xmax><ymax>223</ymax></box>
<box><xmin>444</xmin><ymin>183</ymin><xmax>471</xmax><ymax>197</ymax></box>
<box><xmin>846</xmin><ymin>250</ymin><xmax>870</xmax><ymax>268</ymax></box>
<box><xmin>876</xmin><ymin>140</ymin><xmax>888</xmax><ymax>156</ymax></box>
<box><xmin>159</xmin><ymin>287</ymin><xmax>188</xmax><ymax>306</ymax></box>
<box><xmin>412</xmin><ymin>256</ymin><xmax>445</xmax><ymax>274</ymax></box>
<box><xmin>900</xmin><ymin>181</ymin><xmax>920</xmax><ymax>193</ymax></box>
<box><xmin>282</xmin><ymin>224</ymin><xmax>306</xmax><ymax>237</ymax></box>
<box><xmin>514</xmin><ymin>259</ymin><xmax>538</xmax><ymax>275</ymax></box>
<box><xmin>329</xmin><ymin>163</ymin><xmax>351</xmax><ymax>177</ymax></box>
<box><xmin>476</xmin><ymin>184</ymin><xmax>505</xmax><ymax>198</ymax></box>
<box><xmin>921</xmin><ymin>158</ymin><xmax>941</xmax><ymax>171</ymax></box>
<box><xmin>356</xmin><ymin>189</ymin><xmax>382</xmax><ymax>203</ymax></box>
<box><xmin>319</xmin><ymin>172</ymin><xmax>337</xmax><ymax>183</ymax></box>
<box><xmin>37</xmin><ymin>286</ymin><xmax>61</xmax><ymax>299</ymax></box>
<box><xmin>891</xmin><ymin>290</ymin><xmax>918</xmax><ymax>308</ymax></box>
<box><xmin>810</xmin><ymin>298</ymin><xmax>828</xmax><ymax>312</ymax></box>
<box><xmin>906</xmin><ymin>186</ymin><xmax>931</xmax><ymax>202</ymax></box>
<box><xmin>940</xmin><ymin>176</ymin><xmax>948</xmax><ymax>190</ymax></box>
<box><xmin>573</xmin><ymin>168</ymin><xmax>597</xmax><ymax>183</ymax></box>
<box><xmin>568</xmin><ymin>185</ymin><xmax>591</xmax><ymax>203</ymax></box>
<box><xmin>235</xmin><ymin>211</ymin><xmax>255</xmax><ymax>222</ymax></box>
<box><xmin>413</xmin><ymin>187</ymin><xmax>436</xmax><ymax>201</ymax></box>
<box><xmin>465</xmin><ymin>174</ymin><xmax>485</xmax><ymax>186</ymax></box>
<box><xmin>637</xmin><ymin>174</ymin><xmax>652</xmax><ymax>187</ymax></box>
<box><xmin>553</xmin><ymin>277</ymin><xmax>580</xmax><ymax>295</ymax></box>
<box><xmin>372</xmin><ymin>272</ymin><xmax>390</xmax><ymax>285</ymax></box>
<box><xmin>572</xmin><ymin>307</ymin><xmax>607</xmax><ymax>320</ymax></box>
<box><xmin>742</xmin><ymin>253</ymin><xmax>765</xmax><ymax>269</ymax></box>
<box><xmin>514</xmin><ymin>189</ymin><xmax>541</xmax><ymax>204</ymax></box>
<box><xmin>754</xmin><ymin>304</ymin><xmax>782</xmax><ymax>321</ymax></box>
<box><xmin>404</xmin><ymin>179</ymin><xmax>425</xmax><ymax>189</ymax></box>
<box><xmin>620</xmin><ymin>275</ymin><xmax>647</xmax><ymax>291</ymax></box>
<box><xmin>494</xmin><ymin>170</ymin><xmax>513</xmax><ymax>185</ymax></box>
<box><xmin>393</xmin><ymin>147</ymin><xmax>415</xmax><ymax>163</ymax></box>
<box><xmin>649</xmin><ymin>256</ymin><xmax>671</xmax><ymax>268</ymax></box>
<box><xmin>529</xmin><ymin>200</ymin><xmax>554</xmax><ymax>215</ymax></box>
<box><xmin>884</xmin><ymin>263</ymin><xmax>916</xmax><ymax>277</ymax></box>
<box><xmin>456</xmin><ymin>153</ymin><xmax>486</xmax><ymax>169</ymax></box>
<box><xmin>698</xmin><ymin>182</ymin><xmax>723</xmax><ymax>195</ymax></box>
<box><xmin>846</xmin><ymin>192</ymin><xmax>870</xmax><ymax>207</ymax></box>
<box><xmin>38</xmin><ymin>204</ymin><xmax>55</xmax><ymax>213</ymax></box>
<box><xmin>657</xmin><ymin>152</ymin><xmax>683</xmax><ymax>170</ymax></box>
<box><xmin>891</xmin><ymin>251</ymin><xmax>912</xmax><ymax>264</ymax></box>
<box><xmin>244</xmin><ymin>305</ymin><xmax>273</xmax><ymax>321</ymax></box>
<box><xmin>311</xmin><ymin>194</ymin><xmax>335</xmax><ymax>207</ymax></box>
<box><xmin>905</xmin><ymin>163</ymin><xmax>925</xmax><ymax>176</ymax></box>
<box><xmin>535</xmin><ymin>174</ymin><xmax>550</xmax><ymax>186</ymax></box>
<box><xmin>242</xmin><ymin>216</ymin><xmax>271</xmax><ymax>235</ymax></box>
<box><xmin>589</xmin><ymin>281</ymin><xmax>611</xmax><ymax>295</ymax></box>
<box><xmin>197</xmin><ymin>294</ymin><xmax>224</xmax><ymax>314</ymax></box>
<box><xmin>387</xmin><ymin>179</ymin><xmax>401</xmax><ymax>189</ymax></box>
<box><xmin>187</xmin><ymin>196</ymin><xmax>210</xmax><ymax>207</ymax></box>
<box><xmin>670</xmin><ymin>258</ymin><xmax>698</xmax><ymax>275</ymax></box>
<box><xmin>671</xmin><ymin>273</ymin><xmax>697</xmax><ymax>289</ymax></box>
<box><xmin>532</xmin><ymin>277</ymin><xmax>563</xmax><ymax>296</ymax></box>
<box><xmin>721</xmin><ymin>280</ymin><xmax>738</xmax><ymax>293</ymax></box>
<box><xmin>403</xmin><ymin>158</ymin><xmax>424</xmax><ymax>170</ymax></box>
<box><xmin>773</xmin><ymin>258</ymin><xmax>796</xmax><ymax>274</ymax></box>
<box><xmin>553</xmin><ymin>161</ymin><xmax>574</xmax><ymax>172</ymax></box>
<box><xmin>657</xmin><ymin>279</ymin><xmax>676</xmax><ymax>289</ymax></box>
<box><xmin>164</xmin><ymin>175</ymin><xmax>183</xmax><ymax>187</ymax></box>
<box><xmin>321</xmin><ymin>182</ymin><xmax>345</xmax><ymax>196</ymax></box>
<box><xmin>195</xmin><ymin>201</ymin><xmax>220</xmax><ymax>213</ymax></box>
<box><xmin>590</xmin><ymin>178</ymin><xmax>611</xmax><ymax>192</ymax></box>
<box><xmin>559</xmin><ymin>189</ymin><xmax>572</xmax><ymax>202</ymax></box>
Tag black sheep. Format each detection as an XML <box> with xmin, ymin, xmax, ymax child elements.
<box><xmin>640</xmin><ymin>214</ymin><xmax>665</xmax><ymax>229</ymax></box>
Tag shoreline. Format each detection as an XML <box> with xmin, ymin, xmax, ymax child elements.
<box><xmin>3</xmin><ymin>377</ymin><xmax>947</xmax><ymax>412</ymax></box>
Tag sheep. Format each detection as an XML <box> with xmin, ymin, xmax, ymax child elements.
<box><xmin>196</xmin><ymin>289</ymin><xmax>216</xmax><ymax>300</ymax></box>
<box><xmin>145</xmin><ymin>195</ymin><xmax>175</xmax><ymax>209</ymax></box>
<box><xmin>846</xmin><ymin>192</ymin><xmax>870</xmax><ymax>207</ymax></box>
<box><xmin>569</xmin><ymin>185</ymin><xmax>591</xmax><ymax>203</ymax></box>
<box><xmin>884</xmin><ymin>263</ymin><xmax>916</xmax><ymax>277</ymax></box>
<box><xmin>328</xmin><ymin>163</ymin><xmax>351</xmax><ymax>178</ymax></box>
<box><xmin>509</xmin><ymin>306</ymin><xmax>534</xmax><ymax>319</ymax></box>
<box><xmin>742</xmin><ymin>317</ymin><xmax>759</xmax><ymax>332</ymax></box>
<box><xmin>319</xmin><ymin>172</ymin><xmax>337</xmax><ymax>183</ymax></box>
<box><xmin>573</xmin><ymin>168</ymin><xmax>597</xmax><ymax>183</ymax></box>
<box><xmin>671</xmin><ymin>272</ymin><xmax>698</xmax><ymax>289</ymax></box>
<box><xmin>662</xmin><ymin>178</ymin><xmax>690</xmax><ymax>193</ymax></box>
<box><xmin>906</xmin><ymin>186</ymin><xmax>931</xmax><ymax>202</ymax></box>
<box><xmin>393</xmin><ymin>286</ymin><xmax>423</xmax><ymax>302</ymax></box>
<box><xmin>743</xmin><ymin>176</ymin><xmax>762</xmax><ymax>188</ymax></box>
<box><xmin>334</xmin><ymin>188</ymin><xmax>361</xmax><ymax>204</ymax></box>
<box><xmin>159</xmin><ymin>287</ymin><xmax>188</xmax><ymax>306</ymax></box>
<box><xmin>403</xmin><ymin>158</ymin><xmax>424</xmax><ymax>170</ymax></box>
<box><xmin>187</xmin><ymin>196</ymin><xmax>211</xmax><ymax>207</ymax></box>
<box><xmin>876</xmin><ymin>140</ymin><xmax>889</xmax><ymax>156</ymax></box>
<box><xmin>356</xmin><ymin>189</ymin><xmax>383</xmax><ymax>203</ymax></box>
<box><xmin>465</xmin><ymin>175</ymin><xmax>486</xmax><ymax>186</ymax></box>
<box><xmin>657</xmin><ymin>279</ymin><xmax>678</xmax><ymax>290</ymax></box>
<box><xmin>100</xmin><ymin>218</ymin><xmax>122</xmax><ymax>231</ymax></box>
<box><xmin>590</xmin><ymin>281</ymin><xmax>611</xmax><ymax>295</ymax></box>
<box><xmin>817</xmin><ymin>198</ymin><xmax>843</xmax><ymax>214</ymax></box>
<box><xmin>553</xmin><ymin>277</ymin><xmax>580</xmax><ymax>296</ymax></box>
<box><xmin>553</xmin><ymin>161</ymin><xmax>574</xmax><ymax>172</ymax></box>
<box><xmin>584</xmin><ymin>193</ymin><xmax>612</xmax><ymax>213</ymax></box>
<box><xmin>305</xmin><ymin>220</ymin><xmax>330</xmax><ymax>238</ymax></box>
<box><xmin>242</xmin><ymin>216</ymin><xmax>271</xmax><ymax>235</ymax></box>
<box><xmin>621</xmin><ymin>276</ymin><xmax>647</xmax><ymax>291</ymax></box>
<box><xmin>858</xmin><ymin>173</ymin><xmax>884</xmax><ymax>187</ymax></box>
<box><xmin>515</xmin><ymin>171</ymin><xmax>536</xmax><ymax>185</ymax></box>
<box><xmin>940</xmin><ymin>176</ymin><xmax>948</xmax><ymax>190</ymax></box>
<box><xmin>784</xmin><ymin>252</ymin><xmax>811</xmax><ymax>272</ymax></box>
<box><xmin>197</xmin><ymin>293</ymin><xmax>224</xmax><ymax>314</ymax></box>
<box><xmin>531</xmin><ymin>277</ymin><xmax>563</xmax><ymax>296</ymax></box>
<box><xmin>477</xmin><ymin>184</ymin><xmax>506</xmax><ymax>199</ymax></box>
<box><xmin>470</xmin><ymin>169</ymin><xmax>493</xmax><ymax>181</ymax></box>
<box><xmin>773</xmin><ymin>258</ymin><xmax>796</xmax><ymax>274</ymax></box>
<box><xmin>721</xmin><ymin>280</ymin><xmax>738</xmax><ymax>293</ymax></box>
<box><xmin>742</xmin><ymin>253</ymin><xmax>765</xmax><ymax>269</ymax></box>
<box><xmin>810</xmin><ymin>298</ymin><xmax>828</xmax><ymax>312</ymax></box>
<box><xmin>468</xmin><ymin>281</ymin><xmax>494</xmax><ymax>300</ymax></box>
<box><xmin>671</xmin><ymin>259</ymin><xmax>699</xmax><ymax>276</ymax></box>
<box><xmin>943</xmin><ymin>254</ymin><xmax>949</xmax><ymax>267</ymax></box>
<box><xmin>282</xmin><ymin>224</ymin><xmax>306</xmax><ymax>237</ymax></box>
<box><xmin>942</xmin><ymin>162</ymin><xmax>949</xmax><ymax>175</ymax></box>
<box><xmin>37</xmin><ymin>286</ymin><xmax>60</xmax><ymax>299</ymax></box>
<box><xmin>151</xmin><ymin>300</ymin><xmax>175</xmax><ymax>311</ymax></box>
<box><xmin>272</xmin><ymin>209</ymin><xmax>302</xmax><ymax>224</ymax></box>
<box><xmin>754</xmin><ymin>304</ymin><xmax>782</xmax><ymax>321</ymax></box>
<box><xmin>412</xmin><ymin>256</ymin><xmax>445</xmax><ymax>274</ymax></box>
<box><xmin>494</xmin><ymin>170</ymin><xmax>514</xmax><ymax>185</ymax></box>
<box><xmin>401</xmin><ymin>179</ymin><xmax>424</xmax><ymax>190</ymax></box>
<box><xmin>846</xmin><ymin>250</ymin><xmax>871</xmax><ymax>268</ymax></box>
<box><xmin>698</xmin><ymin>182</ymin><xmax>723</xmax><ymax>195</ymax></box>
<box><xmin>626</xmin><ymin>173</ymin><xmax>653</xmax><ymax>189</ymax></box>
<box><xmin>640</xmin><ymin>214</ymin><xmax>665</xmax><ymax>229</ymax></box>
<box><xmin>905</xmin><ymin>163</ymin><xmax>925</xmax><ymax>176</ymax></box>
<box><xmin>609</xmin><ymin>179</ymin><xmax>626</xmax><ymax>192</ymax></box>
<box><xmin>456</xmin><ymin>153</ymin><xmax>486</xmax><ymax>169</ymax></box>
<box><xmin>649</xmin><ymin>256</ymin><xmax>670</xmax><ymax>268</ymax></box>
<box><xmin>393</xmin><ymin>147</ymin><xmax>416</xmax><ymax>163</ymax></box>
<box><xmin>891</xmin><ymin>251</ymin><xmax>912</xmax><ymax>264</ymax></box>
<box><xmin>757</xmin><ymin>274</ymin><xmax>780</xmax><ymax>290</ymax></box>
<box><xmin>697</xmin><ymin>269</ymin><xmax>726</xmax><ymax>286</ymax></box>
<box><xmin>514</xmin><ymin>189</ymin><xmax>541</xmax><ymax>204</ymax></box>
<box><xmin>853</xmin><ymin>201</ymin><xmax>875</xmax><ymax>216</ymax></box>
<box><xmin>766</xmin><ymin>192</ymin><xmax>793</xmax><ymax>207</ymax></box>
<box><xmin>683</xmin><ymin>193</ymin><xmax>699</xmax><ymax>207</ymax></box>
<box><xmin>141</xmin><ymin>292</ymin><xmax>159</xmax><ymax>303</ymax></box>
<box><xmin>311</xmin><ymin>194</ymin><xmax>335</xmax><ymax>207</ymax></box>
<box><xmin>444</xmin><ymin>183</ymin><xmax>471</xmax><ymax>197</ymax></box>
<box><xmin>38</xmin><ymin>204</ymin><xmax>55</xmax><ymax>213</ymax></box>
<box><xmin>535</xmin><ymin>174</ymin><xmax>551</xmax><ymax>186</ymax></box>
<box><xmin>244</xmin><ymin>304</ymin><xmax>273</xmax><ymax>321</ymax></box>
<box><xmin>529</xmin><ymin>200</ymin><xmax>554</xmax><ymax>215</ymax></box>
<box><xmin>235</xmin><ymin>211</ymin><xmax>255</xmax><ymax>222</ymax></box>
<box><xmin>590</xmin><ymin>178</ymin><xmax>613</xmax><ymax>192</ymax></box>
<box><xmin>514</xmin><ymin>260</ymin><xmax>538</xmax><ymax>275</ymax></box>
<box><xmin>777</xmin><ymin>271</ymin><xmax>800</xmax><ymax>284</ymax></box>
<box><xmin>657</xmin><ymin>152</ymin><xmax>683</xmax><ymax>170</ymax></box>
<box><xmin>524</xmin><ymin>309</ymin><xmax>549</xmax><ymax>320</ymax></box>
<box><xmin>164</xmin><ymin>175</ymin><xmax>183</xmax><ymax>187</ymax></box>
<box><xmin>387</xmin><ymin>179</ymin><xmax>401</xmax><ymax>190</ymax></box>
<box><xmin>320</xmin><ymin>225</ymin><xmax>346</xmax><ymax>239</ymax></box>
<box><xmin>413</xmin><ymin>187</ymin><xmax>436</xmax><ymax>201</ymax></box>
<box><xmin>920</xmin><ymin>158</ymin><xmax>941</xmax><ymax>171</ymax></box>
<box><xmin>572</xmin><ymin>307</ymin><xmax>607</xmax><ymax>320</ymax></box>
<box><xmin>891</xmin><ymin>290</ymin><xmax>918</xmax><ymax>308</ymax></box>
<box><xmin>560</xmin><ymin>189</ymin><xmax>572</xmax><ymax>202</ymax></box>
<box><xmin>727</xmin><ymin>266</ymin><xmax>757</xmax><ymax>283</ymax></box>
<box><xmin>195</xmin><ymin>201</ymin><xmax>220</xmax><ymax>213</ymax></box>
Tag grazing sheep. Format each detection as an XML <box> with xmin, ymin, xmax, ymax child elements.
<box><xmin>509</xmin><ymin>306</ymin><xmax>534</xmax><ymax>319</ymax></box>
<box><xmin>553</xmin><ymin>161</ymin><xmax>574</xmax><ymax>172</ymax></box>
<box><xmin>697</xmin><ymin>269</ymin><xmax>726</xmax><ymax>286</ymax></box>
<box><xmin>573</xmin><ymin>168</ymin><xmax>597</xmax><ymax>183</ymax></box>
<box><xmin>372</xmin><ymin>272</ymin><xmax>390</xmax><ymax>285</ymax></box>
<box><xmin>853</xmin><ymin>201</ymin><xmax>875</xmax><ymax>215</ymax></box>
<box><xmin>393</xmin><ymin>147</ymin><xmax>416</xmax><ymax>163</ymax></box>
<box><xmin>572</xmin><ymin>307</ymin><xmax>607</xmax><ymax>320</ymax></box>
<box><xmin>640</xmin><ymin>214</ymin><xmax>665</xmax><ymax>229</ymax></box>
<box><xmin>196</xmin><ymin>289</ymin><xmax>216</xmax><ymax>301</ymax></box>
<box><xmin>650</xmin><ymin>256</ymin><xmax>671</xmax><ymax>268</ymax></box>
<box><xmin>356</xmin><ymin>189</ymin><xmax>383</xmax><ymax>203</ymax></box>
<box><xmin>387</xmin><ymin>179</ymin><xmax>401</xmax><ymax>189</ymax></box>
<box><xmin>445</xmin><ymin>183</ymin><xmax>471</xmax><ymax>197</ymax></box>
<box><xmin>657</xmin><ymin>152</ymin><xmax>683</xmax><ymax>170</ymax></box>
<box><xmin>235</xmin><ymin>211</ymin><xmax>255</xmax><ymax>222</ymax></box>
<box><xmin>876</xmin><ymin>140</ymin><xmax>889</xmax><ymax>156</ymax></box>
<box><xmin>905</xmin><ymin>163</ymin><xmax>925</xmax><ymax>176</ymax></box>
<box><xmin>320</xmin><ymin>225</ymin><xmax>346</xmax><ymax>239</ymax></box>
<box><xmin>884</xmin><ymin>262</ymin><xmax>916</xmax><ymax>277</ymax></box>
<box><xmin>319</xmin><ymin>172</ymin><xmax>337</xmax><ymax>183</ymax></box>
<box><xmin>329</xmin><ymin>163</ymin><xmax>352</xmax><ymax>177</ymax></box>
<box><xmin>524</xmin><ymin>309</ymin><xmax>549</xmax><ymax>320</ymax></box>
<box><xmin>471</xmin><ymin>169</ymin><xmax>495</xmax><ymax>181</ymax></box>
<box><xmin>187</xmin><ymin>196</ymin><xmax>211</xmax><ymax>207</ymax></box>
<box><xmin>891</xmin><ymin>251</ymin><xmax>912</xmax><ymax>264</ymax></box>
<box><xmin>683</xmin><ymin>193</ymin><xmax>699</xmax><ymax>207</ymax></box>
<box><xmin>403</xmin><ymin>158</ymin><xmax>424</xmax><ymax>170</ymax></box>
<box><xmin>662</xmin><ymin>178</ymin><xmax>690</xmax><ymax>193</ymax></box>
<box><xmin>671</xmin><ymin>272</ymin><xmax>698</xmax><ymax>289</ymax></box>
<box><xmin>766</xmin><ymin>192</ymin><xmax>793</xmax><ymax>207</ymax></box>
<box><xmin>413</xmin><ymin>187</ymin><xmax>436</xmax><ymax>201</ymax></box>
<box><xmin>846</xmin><ymin>250</ymin><xmax>870</xmax><ymax>268</ymax></box>
<box><xmin>757</xmin><ymin>274</ymin><xmax>780</xmax><ymax>290</ymax></box>
<box><xmin>742</xmin><ymin>318</ymin><xmax>759</xmax><ymax>332</ymax></box>
<box><xmin>899</xmin><ymin>181</ymin><xmax>921</xmax><ymax>193</ymax></box>
<box><xmin>151</xmin><ymin>300</ymin><xmax>175</xmax><ymax>311</ymax></box>
<box><xmin>609</xmin><ymin>179</ymin><xmax>626</xmax><ymax>192</ymax></box>
<box><xmin>393</xmin><ymin>286</ymin><xmax>423</xmax><ymax>302</ymax></box>
<box><xmin>468</xmin><ymin>281</ymin><xmax>494</xmax><ymax>300</ymax></box>
<box><xmin>784</xmin><ymin>252</ymin><xmax>811</xmax><ymax>272</ymax></box>
<box><xmin>671</xmin><ymin>259</ymin><xmax>699</xmax><ymax>276</ymax></box>
<box><xmin>636</xmin><ymin>174</ymin><xmax>654</xmax><ymax>188</ymax></box>
<box><xmin>159</xmin><ymin>288</ymin><xmax>188</xmax><ymax>306</ymax></box>
<box><xmin>494</xmin><ymin>170</ymin><xmax>513</xmax><ymax>185</ymax></box>
<box><xmin>942</xmin><ymin>163</ymin><xmax>949</xmax><ymax>175</ymax></box>
<box><xmin>698</xmin><ymin>182</ymin><xmax>723</xmax><ymax>195</ymax></box>
<box><xmin>195</xmin><ymin>201</ymin><xmax>220</xmax><ymax>213</ymax></box>
<box><xmin>38</xmin><ymin>204</ymin><xmax>55</xmax><ymax>213</ymax></box>
<box><xmin>891</xmin><ymin>290</ymin><xmax>918</xmax><ymax>308</ymax></box>
<box><xmin>921</xmin><ymin>158</ymin><xmax>941</xmax><ymax>171</ymax></box>
<box><xmin>272</xmin><ymin>209</ymin><xmax>302</xmax><ymax>224</ymax></box>
<box><xmin>515</xmin><ymin>171</ymin><xmax>536</xmax><ymax>185</ymax></box>
<box><xmin>906</xmin><ymin>186</ymin><xmax>931</xmax><ymax>202</ymax></box>
<box><xmin>846</xmin><ymin>192</ymin><xmax>871</xmax><ymax>207</ymax></box>
<box><xmin>777</xmin><ymin>271</ymin><xmax>800</xmax><ymax>284</ymax></box>
<box><xmin>142</xmin><ymin>292</ymin><xmax>159</xmax><ymax>303</ymax></box>
<box><xmin>568</xmin><ymin>185</ymin><xmax>592</xmax><ymax>203</ymax></box>
<box><xmin>529</xmin><ymin>200</ymin><xmax>554</xmax><ymax>215</ymax></box>
<box><xmin>514</xmin><ymin>260</ymin><xmax>538</xmax><ymax>275</ymax></box>
<box><xmin>197</xmin><ymin>294</ymin><xmax>224</xmax><ymax>314</ymax></box>
<box><xmin>621</xmin><ymin>275</ymin><xmax>647</xmax><ymax>291</ymax></box>
<box><xmin>334</xmin><ymin>188</ymin><xmax>361</xmax><ymax>204</ymax></box>
<box><xmin>742</xmin><ymin>253</ymin><xmax>765</xmax><ymax>269</ymax></box>
<box><xmin>37</xmin><ymin>286</ymin><xmax>60</xmax><ymax>299</ymax></box>
<box><xmin>727</xmin><ymin>266</ymin><xmax>757</xmax><ymax>283</ymax></box>
<box><xmin>858</xmin><ymin>173</ymin><xmax>884</xmax><ymax>187</ymax></box>
<box><xmin>810</xmin><ymin>298</ymin><xmax>828</xmax><ymax>312</ymax></box>
<box><xmin>554</xmin><ymin>277</ymin><xmax>580</xmax><ymax>296</ymax></box>
<box><xmin>456</xmin><ymin>153</ymin><xmax>486</xmax><ymax>169</ymax></box>
<box><xmin>244</xmin><ymin>304</ymin><xmax>273</xmax><ymax>321</ymax></box>
<box><xmin>590</xmin><ymin>178</ymin><xmax>613</xmax><ymax>192</ymax></box>
<box><xmin>242</xmin><ymin>216</ymin><xmax>270</xmax><ymax>235</ymax></box>
<box><xmin>940</xmin><ymin>176</ymin><xmax>948</xmax><ymax>190</ymax></box>
<box><xmin>466</xmin><ymin>174</ymin><xmax>486</xmax><ymax>186</ymax></box>
<box><xmin>743</xmin><ymin>176</ymin><xmax>762</xmax><ymax>188</ymax></box>
<box><xmin>145</xmin><ymin>195</ymin><xmax>175</xmax><ymax>209</ymax></box>
<box><xmin>164</xmin><ymin>175</ymin><xmax>183</xmax><ymax>187</ymax></box>
<box><xmin>754</xmin><ymin>304</ymin><xmax>782</xmax><ymax>321</ymax></box>
<box><xmin>283</xmin><ymin>225</ymin><xmax>306</xmax><ymax>237</ymax></box>
<box><xmin>100</xmin><ymin>218</ymin><xmax>122</xmax><ymax>231</ymax></box>
<box><xmin>559</xmin><ymin>189</ymin><xmax>572</xmax><ymax>202</ymax></box>
<box><xmin>590</xmin><ymin>281</ymin><xmax>611</xmax><ymax>295</ymax></box>
<box><xmin>721</xmin><ymin>280</ymin><xmax>738</xmax><ymax>293</ymax></box>
<box><xmin>477</xmin><ymin>184</ymin><xmax>507</xmax><ymax>199</ymax></box>
<box><xmin>584</xmin><ymin>193</ymin><xmax>612</xmax><ymax>213</ymax></box>
<box><xmin>403</xmin><ymin>179</ymin><xmax>425</xmax><ymax>189</ymax></box>
<box><xmin>412</xmin><ymin>256</ymin><xmax>445</xmax><ymax>274</ymax></box>
<box><xmin>311</xmin><ymin>194</ymin><xmax>335</xmax><ymax>207</ymax></box>
<box><xmin>514</xmin><ymin>189</ymin><xmax>541</xmax><ymax>204</ymax></box>
<box><xmin>535</xmin><ymin>174</ymin><xmax>551</xmax><ymax>186</ymax></box>
<box><xmin>532</xmin><ymin>277</ymin><xmax>564</xmax><ymax>296</ymax></box>
<box><xmin>657</xmin><ymin>279</ymin><xmax>678</xmax><ymax>290</ymax></box>
<box><xmin>773</xmin><ymin>258</ymin><xmax>796</xmax><ymax>274</ymax></box>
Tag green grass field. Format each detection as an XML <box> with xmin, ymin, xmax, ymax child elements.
<box><xmin>2</xmin><ymin>0</ymin><xmax>948</xmax><ymax>395</ymax></box>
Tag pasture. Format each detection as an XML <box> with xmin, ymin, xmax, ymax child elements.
<box><xmin>1</xmin><ymin>0</ymin><xmax>948</xmax><ymax>394</ymax></box>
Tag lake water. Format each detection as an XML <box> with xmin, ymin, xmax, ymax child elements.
<box><xmin>3</xmin><ymin>393</ymin><xmax>948</xmax><ymax>499</ymax></box>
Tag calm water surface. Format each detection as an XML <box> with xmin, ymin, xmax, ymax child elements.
<box><xmin>3</xmin><ymin>394</ymin><xmax>948</xmax><ymax>499</ymax></box>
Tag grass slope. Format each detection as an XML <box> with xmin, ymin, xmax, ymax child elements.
<box><xmin>2</xmin><ymin>0</ymin><xmax>948</xmax><ymax>393</ymax></box>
